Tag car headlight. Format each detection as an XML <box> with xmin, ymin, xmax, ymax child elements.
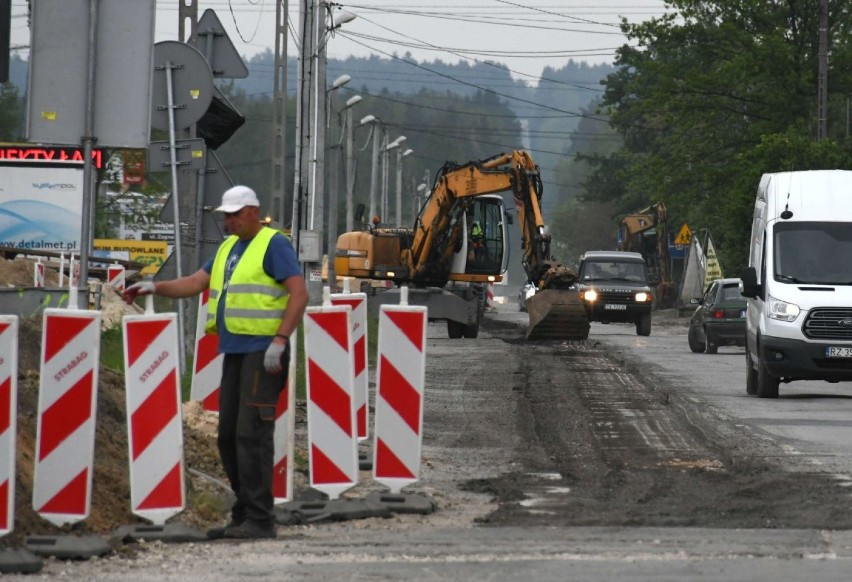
<box><xmin>767</xmin><ymin>294</ymin><xmax>800</xmax><ymax>322</ymax></box>
<box><xmin>634</xmin><ymin>292</ymin><xmax>650</xmax><ymax>302</ymax></box>
<box><xmin>582</xmin><ymin>289</ymin><xmax>597</xmax><ymax>302</ymax></box>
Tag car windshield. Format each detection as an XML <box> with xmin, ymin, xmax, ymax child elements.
<box><xmin>719</xmin><ymin>284</ymin><xmax>744</xmax><ymax>302</ymax></box>
<box><xmin>774</xmin><ymin>222</ymin><xmax>852</xmax><ymax>285</ymax></box>
<box><xmin>581</xmin><ymin>260</ymin><xmax>647</xmax><ymax>283</ymax></box>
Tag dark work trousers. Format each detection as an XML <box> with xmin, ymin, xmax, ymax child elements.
<box><xmin>218</xmin><ymin>346</ymin><xmax>290</xmax><ymax>526</ymax></box>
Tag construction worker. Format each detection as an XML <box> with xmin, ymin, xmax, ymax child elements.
<box><xmin>122</xmin><ymin>185</ymin><xmax>308</xmax><ymax>540</ymax></box>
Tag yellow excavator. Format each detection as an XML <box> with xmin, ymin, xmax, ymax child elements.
<box><xmin>335</xmin><ymin>150</ymin><xmax>589</xmax><ymax>340</ymax></box>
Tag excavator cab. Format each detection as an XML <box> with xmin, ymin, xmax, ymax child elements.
<box><xmin>448</xmin><ymin>194</ymin><xmax>508</xmax><ymax>280</ymax></box>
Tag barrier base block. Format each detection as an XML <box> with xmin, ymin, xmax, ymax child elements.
<box><xmin>112</xmin><ymin>523</ymin><xmax>208</xmax><ymax>544</ymax></box>
<box><xmin>366</xmin><ymin>491</ymin><xmax>438</xmax><ymax>515</ymax></box>
<box><xmin>25</xmin><ymin>534</ymin><xmax>112</xmax><ymax>560</ymax></box>
<box><xmin>274</xmin><ymin>497</ymin><xmax>391</xmax><ymax>525</ymax></box>
<box><xmin>0</xmin><ymin>547</ymin><xmax>43</xmax><ymax>574</ymax></box>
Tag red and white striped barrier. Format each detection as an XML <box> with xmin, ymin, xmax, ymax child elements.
<box><xmin>190</xmin><ymin>290</ymin><xmax>222</xmax><ymax>411</ymax></box>
<box><xmin>33</xmin><ymin>261</ymin><xmax>45</xmax><ymax>288</ymax></box>
<box><xmin>107</xmin><ymin>264</ymin><xmax>126</xmax><ymax>293</ymax></box>
<box><xmin>122</xmin><ymin>313</ymin><xmax>185</xmax><ymax>525</ymax></box>
<box><xmin>33</xmin><ymin>309</ymin><xmax>101</xmax><ymax>526</ymax></box>
<box><xmin>330</xmin><ymin>291</ymin><xmax>369</xmax><ymax>440</ymax></box>
<box><xmin>485</xmin><ymin>283</ymin><xmax>495</xmax><ymax>310</ymax></box>
<box><xmin>0</xmin><ymin>316</ymin><xmax>18</xmax><ymax>536</ymax></box>
<box><xmin>272</xmin><ymin>331</ymin><xmax>297</xmax><ymax>503</ymax></box>
<box><xmin>373</xmin><ymin>294</ymin><xmax>427</xmax><ymax>494</ymax></box>
<box><xmin>304</xmin><ymin>303</ymin><xmax>358</xmax><ymax>499</ymax></box>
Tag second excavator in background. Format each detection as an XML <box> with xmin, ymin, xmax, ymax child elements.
<box><xmin>334</xmin><ymin>150</ymin><xmax>589</xmax><ymax>340</ymax></box>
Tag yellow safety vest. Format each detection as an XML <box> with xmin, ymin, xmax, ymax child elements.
<box><xmin>206</xmin><ymin>227</ymin><xmax>289</xmax><ymax>335</ymax></box>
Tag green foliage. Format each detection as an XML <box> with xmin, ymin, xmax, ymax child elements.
<box><xmin>0</xmin><ymin>82</ymin><xmax>22</xmax><ymax>141</ymax></box>
<box><xmin>99</xmin><ymin>326</ymin><xmax>125</xmax><ymax>371</ymax></box>
<box><xmin>581</xmin><ymin>0</ymin><xmax>852</xmax><ymax>273</ymax></box>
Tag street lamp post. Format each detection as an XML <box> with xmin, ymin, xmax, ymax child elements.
<box><xmin>343</xmin><ymin>95</ymin><xmax>362</xmax><ymax>232</ymax></box>
<box><xmin>360</xmin><ymin>114</ymin><xmax>380</xmax><ymax>224</ymax></box>
<box><xmin>384</xmin><ymin>135</ymin><xmax>405</xmax><ymax>225</ymax></box>
<box><xmin>396</xmin><ymin>148</ymin><xmax>413</xmax><ymax>226</ymax></box>
<box><xmin>416</xmin><ymin>182</ymin><xmax>428</xmax><ymax>224</ymax></box>
<box><xmin>325</xmin><ymin>74</ymin><xmax>351</xmax><ymax>290</ymax></box>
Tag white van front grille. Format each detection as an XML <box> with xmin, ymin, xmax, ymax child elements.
<box><xmin>804</xmin><ymin>308</ymin><xmax>852</xmax><ymax>340</ymax></box>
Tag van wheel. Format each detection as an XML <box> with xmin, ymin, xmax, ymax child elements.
<box><xmin>745</xmin><ymin>351</ymin><xmax>758</xmax><ymax>395</ymax></box>
<box><xmin>447</xmin><ymin>320</ymin><xmax>464</xmax><ymax>339</ymax></box>
<box><xmin>756</xmin><ymin>351</ymin><xmax>780</xmax><ymax>398</ymax></box>
<box><xmin>687</xmin><ymin>327</ymin><xmax>705</xmax><ymax>353</ymax></box>
<box><xmin>636</xmin><ymin>313</ymin><xmax>651</xmax><ymax>336</ymax></box>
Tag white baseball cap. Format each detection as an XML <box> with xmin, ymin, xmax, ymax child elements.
<box><xmin>215</xmin><ymin>185</ymin><xmax>260</xmax><ymax>213</ymax></box>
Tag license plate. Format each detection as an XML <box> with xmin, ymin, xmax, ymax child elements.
<box><xmin>826</xmin><ymin>347</ymin><xmax>852</xmax><ymax>358</ymax></box>
<box><xmin>604</xmin><ymin>304</ymin><xmax>627</xmax><ymax>310</ymax></box>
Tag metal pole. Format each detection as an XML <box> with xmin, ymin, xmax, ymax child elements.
<box><xmin>78</xmin><ymin>0</ymin><xmax>99</xmax><ymax>305</ymax></box>
<box><xmin>369</xmin><ymin>124</ymin><xmax>379</xmax><ymax>224</ymax></box>
<box><xmin>272</xmin><ymin>0</ymin><xmax>289</xmax><ymax>228</ymax></box>
<box><xmin>395</xmin><ymin>148</ymin><xmax>403</xmax><ymax>226</ymax></box>
<box><xmin>345</xmin><ymin>108</ymin><xmax>355</xmax><ymax>231</ymax></box>
<box><xmin>380</xmin><ymin>130</ymin><xmax>388</xmax><ymax>222</ymax></box>
<box><xmin>306</xmin><ymin>0</ymin><xmax>326</xmax><ymax>303</ymax></box>
<box><xmin>165</xmin><ymin>61</ymin><xmax>187</xmax><ymax>375</ymax></box>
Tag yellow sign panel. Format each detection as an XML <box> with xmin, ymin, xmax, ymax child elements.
<box><xmin>704</xmin><ymin>237</ymin><xmax>724</xmax><ymax>288</ymax></box>
<box><xmin>674</xmin><ymin>223</ymin><xmax>692</xmax><ymax>245</ymax></box>
<box><xmin>94</xmin><ymin>239</ymin><xmax>169</xmax><ymax>276</ymax></box>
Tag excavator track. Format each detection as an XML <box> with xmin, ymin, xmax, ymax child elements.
<box><xmin>525</xmin><ymin>289</ymin><xmax>590</xmax><ymax>340</ymax></box>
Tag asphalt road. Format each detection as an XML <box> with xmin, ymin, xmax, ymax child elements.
<box><xmin>10</xmin><ymin>301</ymin><xmax>852</xmax><ymax>581</ymax></box>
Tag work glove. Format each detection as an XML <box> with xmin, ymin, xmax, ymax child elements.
<box><xmin>122</xmin><ymin>281</ymin><xmax>156</xmax><ymax>305</ymax></box>
<box><xmin>264</xmin><ymin>339</ymin><xmax>287</xmax><ymax>374</ymax></box>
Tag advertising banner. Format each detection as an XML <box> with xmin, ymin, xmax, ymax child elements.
<box><xmin>0</xmin><ymin>160</ymin><xmax>85</xmax><ymax>252</ymax></box>
<box><xmin>93</xmin><ymin>239</ymin><xmax>169</xmax><ymax>276</ymax></box>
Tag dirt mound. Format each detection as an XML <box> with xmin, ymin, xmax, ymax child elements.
<box><xmin>0</xmin><ymin>257</ymin><xmax>229</xmax><ymax>546</ymax></box>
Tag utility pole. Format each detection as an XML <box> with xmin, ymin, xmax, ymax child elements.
<box><xmin>817</xmin><ymin>0</ymin><xmax>828</xmax><ymax>141</ymax></box>
<box><xmin>270</xmin><ymin>0</ymin><xmax>288</xmax><ymax>228</ymax></box>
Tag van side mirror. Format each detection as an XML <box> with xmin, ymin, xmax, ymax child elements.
<box><xmin>740</xmin><ymin>267</ymin><xmax>761</xmax><ymax>298</ymax></box>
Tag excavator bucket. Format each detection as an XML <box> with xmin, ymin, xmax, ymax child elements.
<box><xmin>525</xmin><ymin>289</ymin><xmax>590</xmax><ymax>340</ymax></box>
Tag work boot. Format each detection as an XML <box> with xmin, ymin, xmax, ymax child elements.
<box><xmin>223</xmin><ymin>520</ymin><xmax>277</xmax><ymax>540</ymax></box>
<box><xmin>207</xmin><ymin>518</ymin><xmax>243</xmax><ymax>540</ymax></box>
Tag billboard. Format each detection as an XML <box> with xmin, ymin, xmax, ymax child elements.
<box><xmin>93</xmin><ymin>239</ymin><xmax>169</xmax><ymax>276</ymax></box>
<box><xmin>0</xmin><ymin>160</ymin><xmax>85</xmax><ymax>252</ymax></box>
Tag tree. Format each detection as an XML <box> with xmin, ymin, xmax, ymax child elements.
<box><xmin>585</xmin><ymin>0</ymin><xmax>852</xmax><ymax>272</ymax></box>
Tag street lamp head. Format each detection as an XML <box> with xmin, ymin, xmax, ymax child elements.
<box><xmin>402</xmin><ymin>149</ymin><xmax>414</xmax><ymax>158</ymax></box>
<box><xmin>385</xmin><ymin>141</ymin><xmax>400</xmax><ymax>152</ymax></box>
<box><xmin>390</xmin><ymin>136</ymin><xmax>407</xmax><ymax>147</ymax></box>
<box><xmin>417</xmin><ymin>184</ymin><xmax>428</xmax><ymax>192</ymax></box>
<box><xmin>327</xmin><ymin>9</ymin><xmax>356</xmax><ymax>30</ymax></box>
<box><xmin>331</xmin><ymin>75</ymin><xmax>351</xmax><ymax>90</ymax></box>
<box><xmin>345</xmin><ymin>95</ymin><xmax>362</xmax><ymax>108</ymax></box>
<box><xmin>360</xmin><ymin>114</ymin><xmax>377</xmax><ymax>125</ymax></box>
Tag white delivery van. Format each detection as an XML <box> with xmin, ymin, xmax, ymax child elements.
<box><xmin>741</xmin><ymin>170</ymin><xmax>852</xmax><ymax>398</ymax></box>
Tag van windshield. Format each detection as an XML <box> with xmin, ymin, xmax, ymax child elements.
<box><xmin>774</xmin><ymin>221</ymin><xmax>852</xmax><ymax>285</ymax></box>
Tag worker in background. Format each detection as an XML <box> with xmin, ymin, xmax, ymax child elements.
<box><xmin>122</xmin><ymin>185</ymin><xmax>308</xmax><ymax>540</ymax></box>
<box><xmin>470</xmin><ymin>219</ymin><xmax>486</xmax><ymax>265</ymax></box>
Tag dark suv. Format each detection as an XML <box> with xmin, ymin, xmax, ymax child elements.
<box><xmin>575</xmin><ymin>251</ymin><xmax>654</xmax><ymax>336</ymax></box>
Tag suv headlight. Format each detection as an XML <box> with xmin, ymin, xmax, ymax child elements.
<box><xmin>581</xmin><ymin>289</ymin><xmax>597</xmax><ymax>302</ymax></box>
<box><xmin>634</xmin><ymin>292</ymin><xmax>651</xmax><ymax>302</ymax></box>
<box><xmin>767</xmin><ymin>294</ymin><xmax>800</xmax><ymax>322</ymax></box>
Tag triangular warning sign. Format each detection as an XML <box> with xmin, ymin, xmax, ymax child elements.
<box><xmin>194</xmin><ymin>10</ymin><xmax>249</xmax><ymax>79</ymax></box>
<box><xmin>674</xmin><ymin>223</ymin><xmax>692</xmax><ymax>245</ymax></box>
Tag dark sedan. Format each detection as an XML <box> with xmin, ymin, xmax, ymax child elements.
<box><xmin>688</xmin><ymin>278</ymin><xmax>746</xmax><ymax>354</ymax></box>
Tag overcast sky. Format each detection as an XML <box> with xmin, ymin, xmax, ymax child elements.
<box><xmin>11</xmin><ymin>1</ymin><xmax>669</xmax><ymax>81</ymax></box>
